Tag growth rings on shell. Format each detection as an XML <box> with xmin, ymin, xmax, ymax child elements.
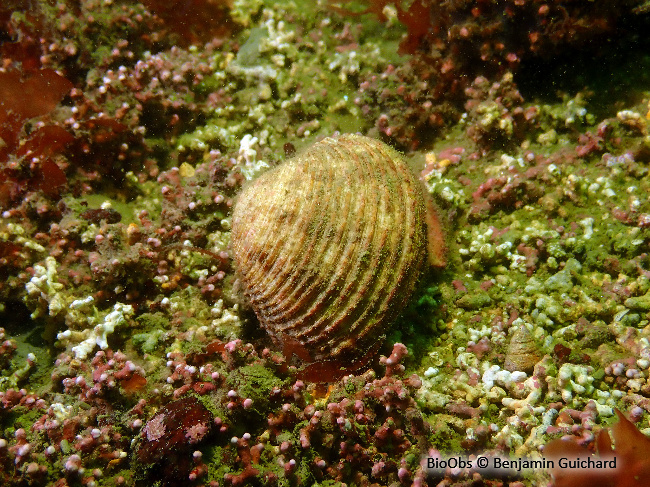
<box><xmin>231</xmin><ymin>134</ymin><xmax>435</xmax><ymax>363</ymax></box>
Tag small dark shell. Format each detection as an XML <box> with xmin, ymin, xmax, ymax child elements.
<box><xmin>231</xmin><ymin>134</ymin><xmax>430</xmax><ymax>363</ymax></box>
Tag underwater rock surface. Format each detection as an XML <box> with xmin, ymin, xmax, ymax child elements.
<box><xmin>0</xmin><ymin>0</ymin><xmax>650</xmax><ymax>486</ymax></box>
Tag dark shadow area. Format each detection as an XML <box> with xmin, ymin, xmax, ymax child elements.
<box><xmin>1</xmin><ymin>300</ymin><xmax>47</xmax><ymax>348</ymax></box>
<box><xmin>0</xmin><ymin>301</ymin><xmax>56</xmax><ymax>395</ymax></box>
<box><xmin>516</xmin><ymin>13</ymin><xmax>650</xmax><ymax>118</ymax></box>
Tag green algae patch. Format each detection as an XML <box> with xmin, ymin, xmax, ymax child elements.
<box><xmin>593</xmin><ymin>342</ymin><xmax>635</xmax><ymax>369</ymax></box>
<box><xmin>131</xmin><ymin>329</ymin><xmax>166</xmax><ymax>355</ymax></box>
<box><xmin>132</xmin><ymin>313</ymin><xmax>169</xmax><ymax>354</ymax></box>
<box><xmin>0</xmin><ymin>407</ymin><xmax>43</xmax><ymax>438</ymax></box>
<box><xmin>227</xmin><ymin>364</ymin><xmax>286</xmax><ymax>417</ymax></box>
<box><xmin>135</xmin><ymin>312</ymin><xmax>170</xmax><ymax>331</ymax></box>
<box><xmin>624</xmin><ymin>290</ymin><xmax>650</xmax><ymax>311</ymax></box>
<box><xmin>427</xmin><ymin>415</ymin><xmax>465</xmax><ymax>453</ymax></box>
<box><xmin>204</xmin><ymin>445</ymin><xmax>237</xmax><ymax>485</ymax></box>
<box><xmin>576</xmin><ymin>320</ymin><xmax>614</xmax><ymax>350</ymax></box>
<box><xmin>313</xmin><ymin>481</ymin><xmax>349</xmax><ymax>487</ymax></box>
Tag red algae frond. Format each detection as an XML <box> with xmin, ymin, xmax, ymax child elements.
<box><xmin>140</xmin><ymin>0</ymin><xmax>239</xmax><ymax>46</ymax></box>
<box><xmin>0</xmin><ymin>69</ymin><xmax>72</xmax><ymax>158</ymax></box>
<box><xmin>329</xmin><ymin>0</ymin><xmax>431</xmax><ymax>54</ymax></box>
<box><xmin>544</xmin><ymin>410</ymin><xmax>650</xmax><ymax>487</ymax></box>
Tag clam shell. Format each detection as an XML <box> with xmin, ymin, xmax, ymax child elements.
<box><xmin>231</xmin><ymin>134</ymin><xmax>429</xmax><ymax>362</ymax></box>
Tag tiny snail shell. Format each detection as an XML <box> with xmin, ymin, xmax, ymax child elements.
<box><xmin>504</xmin><ymin>324</ymin><xmax>541</xmax><ymax>374</ymax></box>
<box><xmin>231</xmin><ymin>134</ymin><xmax>442</xmax><ymax>363</ymax></box>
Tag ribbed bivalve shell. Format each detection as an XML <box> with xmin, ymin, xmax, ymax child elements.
<box><xmin>231</xmin><ymin>134</ymin><xmax>429</xmax><ymax>363</ymax></box>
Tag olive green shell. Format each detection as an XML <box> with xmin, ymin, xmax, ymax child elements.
<box><xmin>231</xmin><ymin>134</ymin><xmax>429</xmax><ymax>362</ymax></box>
